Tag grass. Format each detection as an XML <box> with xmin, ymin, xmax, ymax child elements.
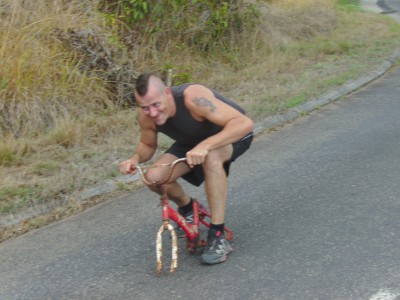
<box><xmin>0</xmin><ymin>0</ymin><xmax>115</xmax><ymax>139</ymax></box>
<box><xmin>0</xmin><ymin>185</ymin><xmax>44</xmax><ymax>214</ymax></box>
<box><xmin>0</xmin><ymin>139</ymin><xmax>16</xmax><ymax>166</ymax></box>
<box><xmin>45</xmin><ymin>120</ymin><xmax>83</xmax><ymax>148</ymax></box>
<box><xmin>285</xmin><ymin>95</ymin><xmax>307</xmax><ymax>109</ymax></box>
<box><xmin>32</xmin><ymin>161</ymin><xmax>60</xmax><ymax>176</ymax></box>
<box><xmin>1</xmin><ymin>0</ymin><xmax>400</xmax><ymax>242</ymax></box>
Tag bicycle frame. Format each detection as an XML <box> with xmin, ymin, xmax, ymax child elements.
<box><xmin>135</xmin><ymin>158</ymin><xmax>233</xmax><ymax>273</ymax></box>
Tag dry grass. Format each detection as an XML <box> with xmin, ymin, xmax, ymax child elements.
<box><xmin>0</xmin><ymin>0</ymin><xmax>115</xmax><ymax>139</ymax></box>
<box><xmin>1</xmin><ymin>0</ymin><xmax>400</xmax><ymax>242</ymax></box>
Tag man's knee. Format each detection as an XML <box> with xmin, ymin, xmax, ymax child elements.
<box><xmin>144</xmin><ymin>168</ymin><xmax>165</xmax><ymax>185</ymax></box>
<box><xmin>203</xmin><ymin>146</ymin><xmax>232</xmax><ymax>170</ymax></box>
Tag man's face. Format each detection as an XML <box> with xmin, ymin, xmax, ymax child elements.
<box><xmin>136</xmin><ymin>86</ymin><xmax>171</xmax><ymax>126</ymax></box>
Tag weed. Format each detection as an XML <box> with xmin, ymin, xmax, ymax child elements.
<box><xmin>117</xmin><ymin>181</ymin><xmax>133</xmax><ymax>191</ymax></box>
<box><xmin>0</xmin><ymin>185</ymin><xmax>43</xmax><ymax>214</ymax></box>
<box><xmin>285</xmin><ymin>95</ymin><xmax>307</xmax><ymax>109</ymax></box>
<box><xmin>0</xmin><ymin>140</ymin><xmax>15</xmax><ymax>166</ymax></box>
<box><xmin>32</xmin><ymin>161</ymin><xmax>60</xmax><ymax>176</ymax></box>
<box><xmin>45</xmin><ymin>119</ymin><xmax>82</xmax><ymax>148</ymax></box>
<box><xmin>26</xmin><ymin>217</ymin><xmax>47</xmax><ymax>229</ymax></box>
<box><xmin>337</xmin><ymin>0</ymin><xmax>362</xmax><ymax>12</ymax></box>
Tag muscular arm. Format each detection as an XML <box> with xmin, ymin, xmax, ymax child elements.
<box><xmin>119</xmin><ymin>112</ymin><xmax>158</xmax><ymax>174</ymax></box>
<box><xmin>133</xmin><ymin>112</ymin><xmax>158</xmax><ymax>163</ymax></box>
<box><xmin>184</xmin><ymin>85</ymin><xmax>253</xmax><ymax>163</ymax></box>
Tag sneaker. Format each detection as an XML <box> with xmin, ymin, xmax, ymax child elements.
<box><xmin>175</xmin><ymin>210</ymin><xmax>194</xmax><ymax>238</ymax></box>
<box><xmin>176</xmin><ymin>201</ymin><xmax>208</xmax><ymax>238</ymax></box>
<box><xmin>201</xmin><ymin>229</ymin><xmax>233</xmax><ymax>265</ymax></box>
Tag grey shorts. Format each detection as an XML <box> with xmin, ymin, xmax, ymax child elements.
<box><xmin>165</xmin><ymin>132</ymin><xmax>253</xmax><ymax>186</ymax></box>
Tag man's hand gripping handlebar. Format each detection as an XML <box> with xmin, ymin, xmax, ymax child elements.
<box><xmin>134</xmin><ymin>157</ymin><xmax>188</xmax><ymax>186</ymax></box>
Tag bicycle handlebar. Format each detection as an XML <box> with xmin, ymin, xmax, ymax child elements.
<box><xmin>135</xmin><ymin>157</ymin><xmax>187</xmax><ymax>186</ymax></box>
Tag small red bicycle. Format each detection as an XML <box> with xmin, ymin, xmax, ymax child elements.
<box><xmin>135</xmin><ymin>158</ymin><xmax>233</xmax><ymax>274</ymax></box>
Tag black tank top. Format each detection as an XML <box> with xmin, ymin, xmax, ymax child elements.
<box><xmin>156</xmin><ymin>84</ymin><xmax>246</xmax><ymax>146</ymax></box>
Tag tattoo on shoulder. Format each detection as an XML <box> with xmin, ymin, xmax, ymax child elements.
<box><xmin>192</xmin><ymin>97</ymin><xmax>217</xmax><ymax>112</ymax></box>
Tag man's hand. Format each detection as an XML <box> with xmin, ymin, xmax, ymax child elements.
<box><xmin>119</xmin><ymin>158</ymin><xmax>138</xmax><ymax>175</ymax></box>
<box><xmin>186</xmin><ymin>147</ymin><xmax>209</xmax><ymax>168</ymax></box>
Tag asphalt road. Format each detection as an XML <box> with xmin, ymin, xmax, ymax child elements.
<box><xmin>1</xmin><ymin>62</ymin><xmax>400</xmax><ymax>299</ymax></box>
<box><xmin>379</xmin><ymin>0</ymin><xmax>400</xmax><ymax>12</ymax></box>
<box><xmin>377</xmin><ymin>0</ymin><xmax>400</xmax><ymax>22</ymax></box>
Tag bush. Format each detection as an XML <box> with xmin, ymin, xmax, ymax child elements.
<box><xmin>99</xmin><ymin>0</ymin><xmax>261</xmax><ymax>51</ymax></box>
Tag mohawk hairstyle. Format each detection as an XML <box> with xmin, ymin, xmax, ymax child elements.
<box><xmin>135</xmin><ymin>73</ymin><xmax>153</xmax><ymax>97</ymax></box>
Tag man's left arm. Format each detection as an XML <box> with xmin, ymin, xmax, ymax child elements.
<box><xmin>184</xmin><ymin>85</ymin><xmax>253</xmax><ymax>164</ymax></box>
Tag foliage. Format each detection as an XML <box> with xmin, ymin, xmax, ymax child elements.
<box><xmin>99</xmin><ymin>0</ymin><xmax>261</xmax><ymax>51</ymax></box>
<box><xmin>0</xmin><ymin>140</ymin><xmax>15</xmax><ymax>166</ymax></box>
<box><xmin>0</xmin><ymin>185</ymin><xmax>43</xmax><ymax>214</ymax></box>
<box><xmin>32</xmin><ymin>161</ymin><xmax>60</xmax><ymax>176</ymax></box>
<box><xmin>336</xmin><ymin>0</ymin><xmax>362</xmax><ymax>11</ymax></box>
<box><xmin>0</xmin><ymin>137</ymin><xmax>32</xmax><ymax>166</ymax></box>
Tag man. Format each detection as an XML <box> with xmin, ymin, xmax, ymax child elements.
<box><xmin>119</xmin><ymin>73</ymin><xmax>253</xmax><ymax>265</ymax></box>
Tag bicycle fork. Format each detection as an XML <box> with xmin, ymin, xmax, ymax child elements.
<box><xmin>156</xmin><ymin>189</ymin><xmax>178</xmax><ymax>274</ymax></box>
<box><xmin>156</xmin><ymin>219</ymin><xmax>178</xmax><ymax>273</ymax></box>
<box><xmin>156</xmin><ymin>185</ymin><xmax>207</xmax><ymax>273</ymax></box>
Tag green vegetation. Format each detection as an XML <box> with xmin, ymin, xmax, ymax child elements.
<box><xmin>32</xmin><ymin>161</ymin><xmax>60</xmax><ymax>176</ymax></box>
<box><xmin>100</xmin><ymin>0</ymin><xmax>260</xmax><ymax>51</ymax></box>
<box><xmin>1</xmin><ymin>0</ymin><xmax>400</xmax><ymax>241</ymax></box>
<box><xmin>0</xmin><ymin>139</ymin><xmax>15</xmax><ymax>166</ymax></box>
<box><xmin>337</xmin><ymin>0</ymin><xmax>362</xmax><ymax>11</ymax></box>
<box><xmin>0</xmin><ymin>185</ymin><xmax>44</xmax><ymax>214</ymax></box>
<box><xmin>285</xmin><ymin>95</ymin><xmax>307</xmax><ymax>109</ymax></box>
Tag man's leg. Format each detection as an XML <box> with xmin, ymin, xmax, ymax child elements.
<box><xmin>201</xmin><ymin>145</ymin><xmax>234</xmax><ymax>265</ymax></box>
<box><xmin>144</xmin><ymin>153</ymin><xmax>192</xmax><ymax>207</ymax></box>
<box><xmin>203</xmin><ymin>133</ymin><xmax>253</xmax><ymax>224</ymax></box>
<box><xmin>202</xmin><ymin>144</ymin><xmax>233</xmax><ymax>225</ymax></box>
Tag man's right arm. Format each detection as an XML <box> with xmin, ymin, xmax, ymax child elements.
<box><xmin>119</xmin><ymin>114</ymin><xmax>157</xmax><ymax>175</ymax></box>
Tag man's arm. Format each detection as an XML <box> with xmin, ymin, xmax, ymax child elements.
<box><xmin>119</xmin><ymin>112</ymin><xmax>158</xmax><ymax>174</ymax></box>
<box><xmin>184</xmin><ymin>85</ymin><xmax>254</xmax><ymax>165</ymax></box>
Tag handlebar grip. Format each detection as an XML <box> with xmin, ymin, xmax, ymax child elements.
<box><xmin>136</xmin><ymin>158</ymin><xmax>187</xmax><ymax>186</ymax></box>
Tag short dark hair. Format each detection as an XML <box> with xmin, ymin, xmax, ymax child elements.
<box><xmin>135</xmin><ymin>73</ymin><xmax>153</xmax><ymax>96</ymax></box>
